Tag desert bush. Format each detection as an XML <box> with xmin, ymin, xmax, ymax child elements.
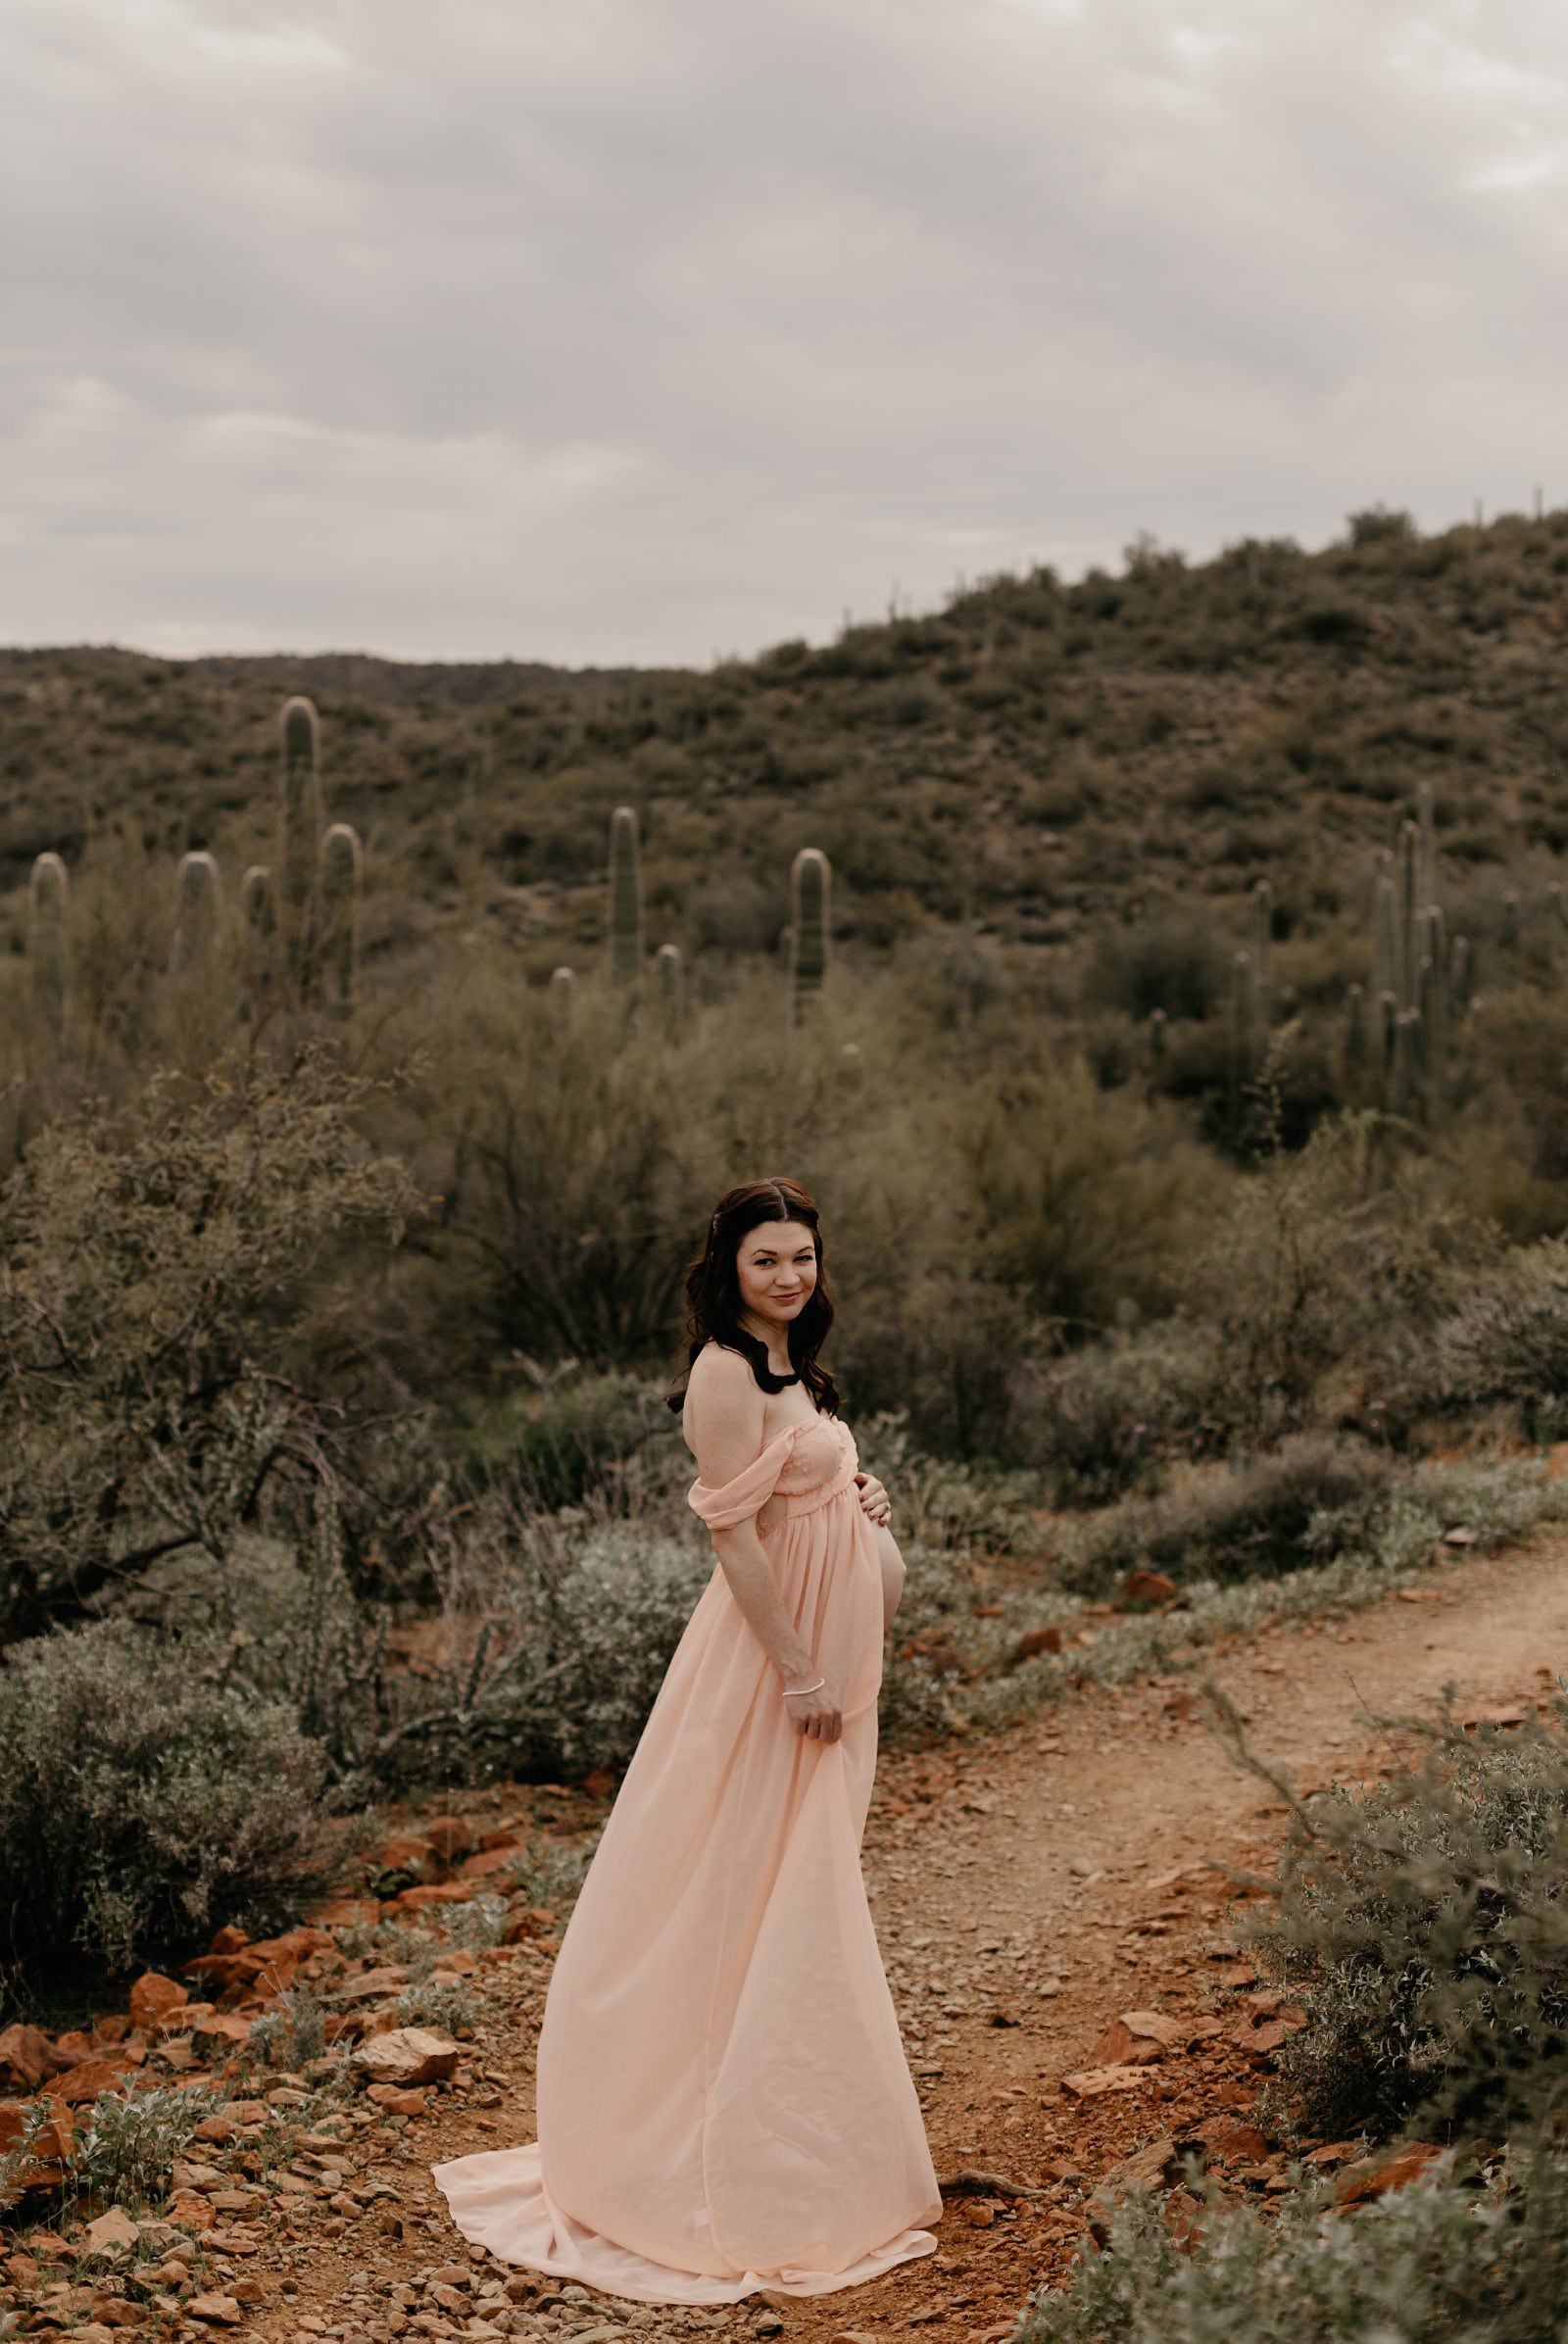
<box><xmin>1061</xmin><ymin>1434</ymin><xmax>1395</xmax><ymax>1591</ymax></box>
<box><xmin>1429</xmin><ymin>1236</ymin><xmax>1568</xmax><ymax>1441</ymax></box>
<box><xmin>0</xmin><ymin>1617</ymin><xmax>332</xmax><ymax>1987</ymax></box>
<box><xmin>1086</xmin><ymin>910</ymin><xmax>1227</xmax><ymax>1022</ymax></box>
<box><xmin>0</xmin><ymin>1042</ymin><xmax>429</xmax><ymax>1646</ymax></box>
<box><xmin>71</xmin><ymin>2082</ymin><xmax>226</xmax><ymax>2211</ymax></box>
<box><xmin>1186</xmin><ymin>1111</ymin><xmax>1482</xmax><ymax>1448</ymax></box>
<box><xmin>464</xmin><ymin>1517</ymin><xmax>714</xmax><ymax>1780</ymax></box>
<box><xmin>390</xmin><ymin>1978</ymin><xmax>481</xmax><ymax>2033</ymax></box>
<box><xmin>1215</xmin><ymin>1690</ymin><xmax>1568</xmax><ymax>2145</ymax></box>
<box><xmin>945</xmin><ymin>1053</ymin><xmax>1227</xmax><ymax>1335</ymax></box>
<box><xmin>246</xmin><ymin>1983</ymin><xmax>327</xmax><ymax>2073</ymax></box>
<box><xmin>1015</xmin><ymin>2142</ymin><xmax>1568</xmax><ymax>2344</ymax></box>
<box><xmin>1008</xmin><ymin>1322</ymin><xmax>1224</xmax><ymax>1503</ymax></box>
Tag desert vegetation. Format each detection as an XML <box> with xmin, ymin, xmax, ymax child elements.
<box><xmin>6</xmin><ymin>506</ymin><xmax>1568</xmax><ymax>2330</ymax></box>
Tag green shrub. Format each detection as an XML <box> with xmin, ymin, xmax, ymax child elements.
<box><xmin>1010</xmin><ymin>1323</ymin><xmax>1223</xmax><ymax>1504</ymax></box>
<box><xmin>1014</xmin><ymin>2143</ymin><xmax>1568</xmax><ymax>2344</ymax></box>
<box><xmin>246</xmin><ymin>1984</ymin><xmax>327</xmax><ymax>2073</ymax></box>
<box><xmin>1063</xmin><ymin>1435</ymin><xmax>1394</xmax><ymax>1591</ymax></box>
<box><xmin>1219</xmin><ymin>1691</ymin><xmax>1568</xmax><ymax>2145</ymax></box>
<box><xmin>0</xmin><ymin>1617</ymin><xmax>332</xmax><ymax>1986</ymax></box>
<box><xmin>71</xmin><ymin>2082</ymin><xmax>225</xmax><ymax>2211</ymax></box>
<box><xmin>1431</xmin><ymin>1236</ymin><xmax>1568</xmax><ymax>1440</ymax></box>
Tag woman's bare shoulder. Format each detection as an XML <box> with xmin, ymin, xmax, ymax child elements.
<box><xmin>683</xmin><ymin>1341</ymin><xmax>764</xmax><ymax>1465</ymax></box>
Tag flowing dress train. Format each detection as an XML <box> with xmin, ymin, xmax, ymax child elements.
<box><xmin>431</xmin><ymin>1408</ymin><xmax>943</xmax><ymax>2303</ymax></box>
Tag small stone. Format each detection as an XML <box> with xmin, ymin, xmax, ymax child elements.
<box><xmin>1121</xmin><ymin>1568</ymin><xmax>1178</xmax><ymax>1606</ymax></box>
<box><xmin>352</xmin><ymin>2029</ymin><xmax>463</xmax><ymax>2088</ymax></box>
<box><xmin>83</xmin><ymin>2207</ymin><xmax>139</xmax><ymax>2255</ymax></box>
<box><xmin>1060</xmin><ymin>2064</ymin><xmax>1152</xmax><ymax>2099</ymax></box>
<box><xmin>186</xmin><ymin>2292</ymin><xmax>243</xmax><ymax>2325</ymax></box>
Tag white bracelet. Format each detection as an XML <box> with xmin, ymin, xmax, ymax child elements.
<box><xmin>782</xmin><ymin>1677</ymin><xmax>826</xmax><ymax>1697</ymax></box>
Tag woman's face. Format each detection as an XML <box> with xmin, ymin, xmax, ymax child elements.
<box><xmin>736</xmin><ymin>1219</ymin><xmax>818</xmax><ymax>1340</ymax></box>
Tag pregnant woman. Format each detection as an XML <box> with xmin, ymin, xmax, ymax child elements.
<box><xmin>432</xmin><ymin>1175</ymin><xmax>944</xmax><ymax>2303</ymax></box>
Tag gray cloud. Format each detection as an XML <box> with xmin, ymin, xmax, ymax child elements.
<box><xmin>3</xmin><ymin>0</ymin><xmax>1566</xmax><ymax>663</ymax></box>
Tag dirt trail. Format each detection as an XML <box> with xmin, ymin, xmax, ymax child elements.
<box><xmin>263</xmin><ymin>1533</ymin><xmax>1568</xmax><ymax>2344</ymax></box>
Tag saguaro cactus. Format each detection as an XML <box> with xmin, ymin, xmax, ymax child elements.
<box><xmin>239</xmin><ymin>864</ymin><xmax>275</xmax><ymax>1020</ymax></box>
<box><xmin>1228</xmin><ymin>947</ymin><xmax>1252</xmax><ymax>1101</ymax></box>
<box><xmin>1250</xmin><ymin>878</ymin><xmax>1273</xmax><ymax>1038</ymax></box>
<box><xmin>1369</xmin><ymin>802</ymin><xmax>1453</xmax><ymax>1117</ymax></box>
<box><xmin>173</xmin><ymin>850</ymin><xmax>220</xmax><ymax>974</ymax></box>
<box><xmin>278</xmin><ymin>695</ymin><xmax>322</xmax><ymax>999</ymax></box>
<box><xmin>1344</xmin><ymin>982</ymin><xmax>1366</xmax><ymax>1082</ymax></box>
<box><xmin>657</xmin><ymin>942</ymin><xmax>685</xmax><ymax>1045</ymax></box>
<box><xmin>609</xmin><ymin>806</ymin><xmax>644</xmax><ymax>988</ymax></box>
<box><xmin>789</xmin><ymin>849</ymin><xmax>831</xmax><ymax>1023</ymax></box>
<box><xmin>27</xmin><ymin>851</ymin><xmax>70</xmax><ymax>1044</ymax></box>
<box><xmin>318</xmin><ymin>822</ymin><xmax>362</xmax><ymax>1011</ymax></box>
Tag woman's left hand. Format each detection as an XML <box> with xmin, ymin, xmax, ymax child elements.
<box><xmin>855</xmin><ymin>1471</ymin><xmax>892</xmax><ymax>1527</ymax></box>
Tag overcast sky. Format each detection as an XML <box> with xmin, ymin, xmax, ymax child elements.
<box><xmin>3</xmin><ymin>0</ymin><xmax>1565</xmax><ymax>668</ymax></box>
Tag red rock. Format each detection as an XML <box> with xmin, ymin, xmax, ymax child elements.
<box><xmin>1095</xmin><ymin>2136</ymin><xmax>1182</xmax><ymax>2194</ymax></box>
<box><xmin>581</xmin><ymin>1768</ymin><xmax>617</xmax><ymax>1796</ymax></box>
<box><xmin>1302</xmin><ymin>2140</ymin><xmax>1363</xmax><ymax>2171</ymax></box>
<box><xmin>1060</xmin><ymin>2064</ymin><xmax>1152</xmax><ymax>2099</ymax></box>
<box><xmin>0</xmin><ymin>2096</ymin><xmax>75</xmax><ymax>2190</ymax></box>
<box><xmin>128</xmin><ymin>1974</ymin><xmax>187</xmax><ymax>2030</ymax></box>
<box><xmin>395</xmin><ymin>1882</ymin><xmax>477</xmax><ymax>1911</ymax></box>
<box><xmin>1089</xmin><ymin>2009</ymin><xmax>1184</xmax><ymax>2066</ymax></box>
<box><xmin>315</xmin><ymin>1897</ymin><xmax>381</xmax><ymax>1928</ymax></box>
<box><xmin>424</xmin><ymin>1816</ymin><xmax>471</xmax><ymax>1866</ymax></box>
<box><xmin>185</xmin><ymin>2292</ymin><xmax>242</xmax><ymax>2325</ymax></box>
<box><xmin>1335</xmin><ymin>2142</ymin><xmax>1443</xmax><ymax>2207</ymax></box>
<box><xmin>1011</xmin><ymin>1625</ymin><xmax>1064</xmax><ymax>1663</ymax></box>
<box><xmin>1122</xmin><ymin>1569</ymin><xmax>1178</xmax><ymax>1606</ymax></box>
<box><xmin>54</xmin><ymin>2057</ymin><xmax>137</xmax><ymax>2105</ymax></box>
<box><xmin>168</xmin><ymin>2190</ymin><xmax>216</xmax><ymax>2231</ymax></box>
<box><xmin>351</xmin><ymin>2027</ymin><xmax>462</xmax><ymax>2087</ymax></box>
<box><xmin>0</xmin><ymin>2023</ymin><xmax>68</xmax><ymax>2091</ymax></box>
<box><xmin>375</xmin><ymin>1831</ymin><xmax>436</xmax><ymax>1878</ymax></box>
<box><xmin>92</xmin><ymin>2014</ymin><xmax>131</xmax><ymax>2046</ymax></box>
<box><xmin>188</xmin><ymin>2014</ymin><xmax>253</xmax><ymax>2050</ymax></box>
<box><xmin>459</xmin><ymin>1847</ymin><xmax>518</xmax><ymax>1880</ymax></box>
<box><xmin>1205</xmin><ymin>2122</ymin><xmax>1271</xmax><ymax>2162</ymax></box>
<box><xmin>366</xmin><ymin>2084</ymin><xmax>427</xmax><ymax>2115</ymax></box>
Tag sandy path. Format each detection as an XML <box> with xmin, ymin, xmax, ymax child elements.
<box><xmin>262</xmin><ymin>1530</ymin><xmax>1568</xmax><ymax>2344</ymax></box>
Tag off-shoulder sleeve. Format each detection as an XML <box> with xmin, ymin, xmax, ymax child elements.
<box><xmin>687</xmin><ymin>1424</ymin><xmax>804</xmax><ymax>1531</ymax></box>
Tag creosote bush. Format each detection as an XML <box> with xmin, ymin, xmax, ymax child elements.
<box><xmin>0</xmin><ymin>1617</ymin><xmax>333</xmax><ymax>1989</ymax></box>
<box><xmin>1213</xmin><ymin>1687</ymin><xmax>1568</xmax><ymax>2145</ymax></box>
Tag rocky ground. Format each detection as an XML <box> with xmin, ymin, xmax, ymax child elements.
<box><xmin>5</xmin><ymin>1531</ymin><xmax>1568</xmax><ymax>2344</ymax></box>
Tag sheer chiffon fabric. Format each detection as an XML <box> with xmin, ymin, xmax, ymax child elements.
<box><xmin>431</xmin><ymin>1410</ymin><xmax>943</xmax><ymax>2304</ymax></box>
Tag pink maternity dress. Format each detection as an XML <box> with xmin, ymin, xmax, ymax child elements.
<box><xmin>431</xmin><ymin>1406</ymin><xmax>944</xmax><ymax>2303</ymax></box>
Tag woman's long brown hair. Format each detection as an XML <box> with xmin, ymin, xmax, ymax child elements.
<box><xmin>664</xmin><ymin>1177</ymin><xmax>842</xmax><ymax>1418</ymax></box>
